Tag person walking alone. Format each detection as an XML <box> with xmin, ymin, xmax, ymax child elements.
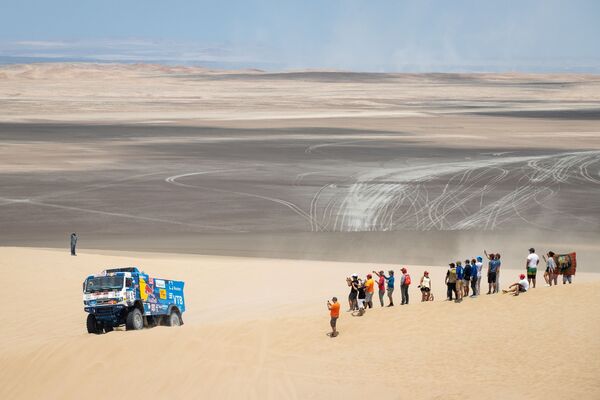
<box><xmin>70</xmin><ymin>232</ymin><xmax>78</xmax><ymax>256</ymax></box>
<box><xmin>327</xmin><ymin>297</ymin><xmax>340</xmax><ymax>337</ymax></box>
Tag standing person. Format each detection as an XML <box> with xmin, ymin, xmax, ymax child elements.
<box><xmin>543</xmin><ymin>251</ymin><xmax>557</xmax><ymax>286</ymax></box>
<box><xmin>373</xmin><ymin>270</ymin><xmax>387</xmax><ymax>307</ymax></box>
<box><xmin>374</xmin><ymin>270</ymin><xmax>395</xmax><ymax>306</ymax></box>
<box><xmin>400</xmin><ymin>268</ymin><xmax>411</xmax><ymax>305</ymax></box>
<box><xmin>526</xmin><ymin>248</ymin><xmax>540</xmax><ymax>289</ymax></box>
<box><xmin>70</xmin><ymin>232</ymin><xmax>78</xmax><ymax>256</ymax></box>
<box><xmin>327</xmin><ymin>297</ymin><xmax>340</xmax><ymax>337</ymax></box>
<box><xmin>346</xmin><ymin>274</ymin><xmax>359</xmax><ymax>311</ymax></box>
<box><xmin>455</xmin><ymin>261</ymin><xmax>464</xmax><ymax>302</ymax></box>
<box><xmin>469</xmin><ymin>258</ymin><xmax>478</xmax><ymax>297</ymax></box>
<box><xmin>494</xmin><ymin>253</ymin><xmax>502</xmax><ymax>293</ymax></box>
<box><xmin>445</xmin><ymin>263</ymin><xmax>458</xmax><ymax>301</ymax></box>
<box><xmin>463</xmin><ymin>260</ymin><xmax>472</xmax><ymax>297</ymax></box>
<box><xmin>474</xmin><ymin>256</ymin><xmax>484</xmax><ymax>296</ymax></box>
<box><xmin>419</xmin><ymin>271</ymin><xmax>432</xmax><ymax>302</ymax></box>
<box><xmin>484</xmin><ymin>252</ymin><xmax>498</xmax><ymax>294</ymax></box>
<box><xmin>365</xmin><ymin>274</ymin><xmax>375</xmax><ymax>308</ymax></box>
<box><xmin>357</xmin><ymin>279</ymin><xmax>367</xmax><ymax>315</ymax></box>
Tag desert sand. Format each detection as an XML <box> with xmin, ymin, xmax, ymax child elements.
<box><xmin>1</xmin><ymin>64</ymin><xmax>600</xmax><ymax>399</ymax></box>
<box><xmin>0</xmin><ymin>247</ymin><xmax>599</xmax><ymax>399</ymax></box>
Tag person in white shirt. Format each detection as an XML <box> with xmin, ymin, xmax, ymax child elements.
<box><xmin>502</xmin><ymin>274</ymin><xmax>529</xmax><ymax>296</ymax></box>
<box><xmin>526</xmin><ymin>248</ymin><xmax>540</xmax><ymax>289</ymax></box>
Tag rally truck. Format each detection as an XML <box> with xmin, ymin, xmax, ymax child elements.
<box><xmin>83</xmin><ymin>267</ymin><xmax>185</xmax><ymax>334</ymax></box>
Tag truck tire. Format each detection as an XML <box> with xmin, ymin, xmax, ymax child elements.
<box><xmin>104</xmin><ymin>325</ymin><xmax>114</xmax><ymax>333</ymax></box>
<box><xmin>86</xmin><ymin>314</ymin><xmax>101</xmax><ymax>334</ymax></box>
<box><xmin>125</xmin><ymin>308</ymin><xmax>144</xmax><ymax>331</ymax></box>
<box><xmin>166</xmin><ymin>310</ymin><xmax>181</xmax><ymax>327</ymax></box>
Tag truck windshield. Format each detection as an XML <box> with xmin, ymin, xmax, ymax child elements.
<box><xmin>85</xmin><ymin>276</ymin><xmax>123</xmax><ymax>293</ymax></box>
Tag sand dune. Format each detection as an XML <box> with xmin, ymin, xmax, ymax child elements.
<box><xmin>1</xmin><ymin>247</ymin><xmax>598</xmax><ymax>399</ymax></box>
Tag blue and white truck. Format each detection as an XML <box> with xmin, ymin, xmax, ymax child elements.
<box><xmin>83</xmin><ymin>267</ymin><xmax>185</xmax><ymax>334</ymax></box>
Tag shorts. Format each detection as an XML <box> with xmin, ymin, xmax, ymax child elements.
<box><xmin>365</xmin><ymin>292</ymin><xmax>374</xmax><ymax>303</ymax></box>
<box><xmin>464</xmin><ymin>277</ymin><xmax>471</xmax><ymax>282</ymax></box>
<box><xmin>330</xmin><ymin>317</ymin><xmax>338</xmax><ymax>328</ymax></box>
<box><xmin>519</xmin><ymin>286</ymin><xmax>527</xmax><ymax>292</ymax></box>
<box><xmin>357</xmin><ymin>298</ymin><xmax>365</xmax><ymax>309</ymax></box>
<box><xmin>349</xmin><ymin>292</ymin><xmax>357</xmax><ymax>301</ymax></box>
<box><xmin>527</xmin><ymin>273</ymin><xmax>536</xmax><ymax>279</ymax></box>
<box><xmin>488</xmin><ymin>273</ymin><xmax>497</xmax><ymax>284</ymax></box>
<box><xmin>387</xmin><ymin>287</ymin><xmax>394</xmax><ymax>296</ymax></box>
<box><xmin>420</xmin><ymin>287</ymin><xmax>431</xmax><ymax>293</ymax></box>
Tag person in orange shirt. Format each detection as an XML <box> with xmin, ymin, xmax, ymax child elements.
<box><xmin>365</xmin><ymin>274</ymin><xmax>375</xmax><ymax>308</ymax></box>
<box><xmin>327</xmin><ymin>297</ymin><xmax>340</xmax><ymax>337</ymax></box>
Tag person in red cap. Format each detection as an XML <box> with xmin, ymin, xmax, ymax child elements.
<box><xmin>502</xmin><ymin>274</ymin><xmax>530</xmax><ymax>296</ymax></box>
<box><xmin>419</xmin><ymin>271</ymin><xmax>432</xmax><ymax>301</ymax></box>
<box><xmin>400</xmin><ymin>267</ymin><xmax>411</xmax><ymax>305</ymax></box>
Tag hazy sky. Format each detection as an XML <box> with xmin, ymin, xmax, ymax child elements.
<box><xmin>1</xmin><ymin>0</ymin><xmax>599</xmax><ymax>71</ymax></box>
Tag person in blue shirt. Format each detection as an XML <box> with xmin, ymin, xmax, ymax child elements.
<box><xmin>374</xmin><ymin>270</ymin><xmax>395</xmax><ymax>307</ymax></box>
<box><xmin>469</xmin><ymin>258</ymin><xmax>478</xmax><ymax>297</ymax></box>
<box><xmin>485</xmin><ymin>251</ymin><xmax>501</xmax><ymax>294</ymax></box>
<box><xmin>455</xmin><ymin>261</ymin><xmax>464</xmax><ymax>302</ymax></box>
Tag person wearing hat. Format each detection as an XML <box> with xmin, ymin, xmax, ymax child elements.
<box><xmin>445</xmin><ymin>263</ymin><xmax>458</xmax><ymax>301</ymax></box>
<box><xmin>372</xmin><ymin>270</ymin><xmax>387</xmax><ymax>307</ymax></box>
<box><xmin>365</xmin><ymin>274</ymin><xmax>375</xmax><ymax>308</ymax></box>
<box><xmin>373</xmin><ymin>270</ymin><xmax>395</xmax><ymax>306</ymax></box>
<box><xmin>526</xmin><ymin>248</ymin><xmax>540</xmax><ymax>289</ymax></box>
<box><xmin>419</xmin><ymin>271</ymin><xmax>432</xmax><ymax>302</ymax></box>
<box><xmin>346</xmin><ymin>274</ymin><xmax>360</xmax><ymax>311</ymax></box>
<box><xmin>502</xmin><ymin>274</ymin><xmax>529</xmax><ymax>296</ymax></box>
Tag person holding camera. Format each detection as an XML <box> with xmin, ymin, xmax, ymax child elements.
<box><xmin>327</xmin><ymin>297</ymin><xmax>340</xmax><ymax>337</ymax></box>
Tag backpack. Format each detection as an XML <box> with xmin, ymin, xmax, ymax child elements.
<box><xmin>404</xmin><ymin>274</ymin><xmax>411</xmax><ymax>285</ymax></box>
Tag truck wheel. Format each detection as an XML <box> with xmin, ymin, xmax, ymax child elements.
<box><xmin>86</xmin><ymin>314</ymin><xmax>101</xmax><ymax>334</ymax></box>
<box><xmin>125</xmin><ymin>308</ymin><xmax>144</xmax><ymax>331</ymax></box>
<box><xmin>104</xmin><ymin>325</ymin><xmax>114</xmax><ymax>333</ymax></box>
<box><xmin>166</xmin><ymin>310</ymin><xmax>181</xmax><ymax>327</ymax></box>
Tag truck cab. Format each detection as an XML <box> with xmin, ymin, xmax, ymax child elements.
<box><xmin>83</xmin><ymin>267</ymin><xmax>185</xmax><ymax>334</ymax></box>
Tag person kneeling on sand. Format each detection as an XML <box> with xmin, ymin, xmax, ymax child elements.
<box><xmin>327</xmin><ymin>297</ymin><xmax>340</xmax><ymax>337</ymax></box>
<box><xmin>502</xmin><ymin>274</ymin><xmax>529</xmax><ymax>296</ymax></box>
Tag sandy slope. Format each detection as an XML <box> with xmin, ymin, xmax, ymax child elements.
<box><xmin>1</xmin><ymin>247</ymin><xmax>598</xmax><ymax>400</ymax></box>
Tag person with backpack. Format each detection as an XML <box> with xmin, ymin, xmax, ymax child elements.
<box><xmin>445</xmin><ymin>263</ymin><xmax>458</xmax><ymax>301</ymax></box>
<box><xmin>400</xmin><ymin>267</ymin><xmax>411</xmax><ymax>305</ymax></box>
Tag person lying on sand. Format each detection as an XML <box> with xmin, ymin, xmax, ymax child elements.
<box><xmin>327</xmin><ymin>297</ymin><xmax>340</xmax><ymax>337</ymax></box>
<box><xmin>502</xmin><ymin>274</ymin><xmax>529</xmax><ymax>296</ymax></box>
